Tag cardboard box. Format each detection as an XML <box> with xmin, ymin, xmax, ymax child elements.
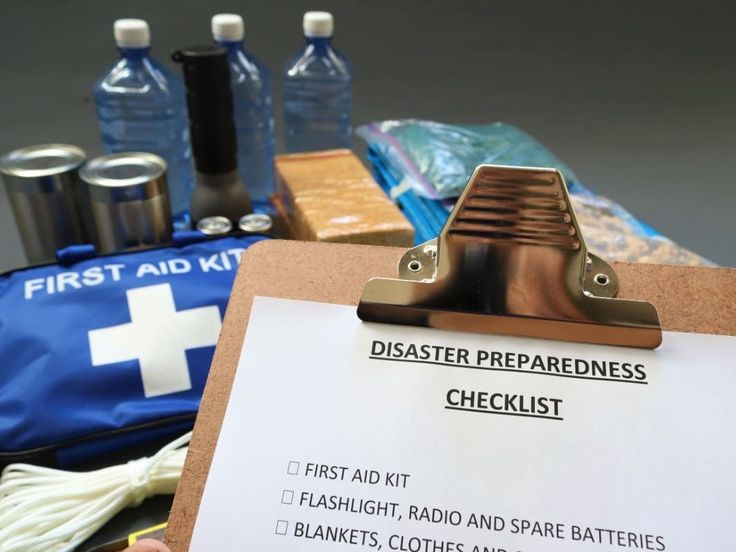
<box><xmin>275</xmin><ymin>149</ymin><xmax>414</xmax><ymax>246</ymax></box>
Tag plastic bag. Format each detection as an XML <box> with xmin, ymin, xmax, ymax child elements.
<box><xmin>570</xmin><ymin>193</ymin><xmax>709</xmax><ymax>264</ymax></box>
<box><xmin>358</xmin><ymin>119</ymin><xmax>712</xmax><ymax>266</ymax></box>
<box><xmin>357</xmin><ymin>119</ymin><xmax>582</xmax><ymax>200</ymax></box>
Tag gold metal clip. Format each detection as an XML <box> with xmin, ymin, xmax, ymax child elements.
<box><xmin>358</xmin><ymin>165</ymin><xmax>662</xmax><ymax>348</ymax></box>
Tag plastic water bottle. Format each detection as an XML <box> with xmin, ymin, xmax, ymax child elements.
<box><xmin>212</xmin><ymin>14</ymin><xmax>275</xmax><ymax>207</ymax></box>
<box><xmin>283</xmin><ymin>11</ymin><xmax>352</xmax><ymax>153</ymax></box>
<box><xmin>93</xmin><ymin>19</ymin><xmax>193</xmax><ymax>221</ymax></box>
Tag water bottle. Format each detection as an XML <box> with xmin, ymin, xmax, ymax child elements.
<box><xmin>212</xmin><ymin>14</ymin><xmax>275</xmax><ymax>207</ymax></box>
<box><xmin>283</xmin><ymin>11</ymin><xmax>352</xmax><ymax>153</ymax></box>
<box><xmin>93</xmin><ymin>19</ymin><xmax>193</xmax><ymax>222</ymax></box>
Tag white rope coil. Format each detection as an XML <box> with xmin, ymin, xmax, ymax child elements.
<box><xmin>0</xmin><ymin>431</ymin><xmax>191</xmax><ymax>552</ymax></box>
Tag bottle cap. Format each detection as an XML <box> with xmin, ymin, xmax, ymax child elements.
<box><xmin>114</xmin><ymin>19</ymin><xmax>150</xmax><ymax>48</ymax></box>
<box><xmin>303</xmin><ymin>11</ymin><xmax>333</xmax><ymax>37</ymax></box>
<box><xmin>212</xmin><ymin>13</ymin><xmax>244</xmax><ymax>42</ymax></box>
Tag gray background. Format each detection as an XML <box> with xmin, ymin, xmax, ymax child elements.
<box><xmin>0</xmin><ymin>1</ymin><xmax>733</xmax><ymax>547</ymax></box>
<box><xmin>1</xmin><ymin>0</ymin><xmax>735</xmax><ymax>269</ymax></box>
<box><xmin>0</xmin><ymin>0</ymin><xmax>736</xmax><ymax>269</ymax></box>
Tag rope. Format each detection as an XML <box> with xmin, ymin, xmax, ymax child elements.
<box><xmin>0</xmin><ymin>432</ymin><xmax>190</xmax><ymax>552</ymax></box>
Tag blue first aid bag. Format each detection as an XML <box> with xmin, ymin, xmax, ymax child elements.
<box><xmin>0</xmin><ymin>234</ymin><xmax>268</xmax><ymax>468</ymax></box>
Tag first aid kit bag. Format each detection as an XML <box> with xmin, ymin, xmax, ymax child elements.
<box><xmin>0</xmin><ymin>233</ymin><xmax>269</xmax><ymax>468</ymax></box>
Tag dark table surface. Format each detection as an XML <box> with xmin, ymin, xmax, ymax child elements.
<box><xmin>0</xmin><ymin>0</ymin><xmax>733</xmax><ymax>549</ymax></box>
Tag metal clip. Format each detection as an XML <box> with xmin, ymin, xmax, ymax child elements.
<box><xmin>358</xmin><ymin>165</ymin><xmax>662</xmax><ymax>348</ymax></box>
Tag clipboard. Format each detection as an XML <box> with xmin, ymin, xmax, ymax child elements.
<box><xmin>165</xmin><ymin>166</ymin><xmax>736</xmax><ymax>551</ymax></box>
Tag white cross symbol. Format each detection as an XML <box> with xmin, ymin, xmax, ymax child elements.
<box><xmin>88</xmin><ymin>283</ymin><xmax>222</xmax><ymax>398</ymax></box>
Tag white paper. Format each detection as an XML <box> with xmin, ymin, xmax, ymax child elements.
<box><xmin>190</xmin><ymin>296</ymin><xmax>736</xmax><ymax>552</ymax></box>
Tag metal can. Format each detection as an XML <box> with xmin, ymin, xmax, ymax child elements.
<box><xmin>238</xmin><ymin>213</ymin><xmax>273</xmax><ymax>234</ymax></box>
<box><xmin>0</xmin><ymin>143</ymin><xmax>88</xmax><ymax>263</ymax></box>
<box><xmin>196</xmin><ymin>216</ymin><xmax>232</xmax><ymax>235</ymax></box>
<box><xmin>80</xmin><ymin>152</ymin><xmax>172</xmax><ymax>253</ymax></box>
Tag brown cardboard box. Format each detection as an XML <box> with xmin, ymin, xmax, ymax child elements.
<box><xmin>274</xmin><ymin>149</ymin><xmax>414</xmax><ymax>246</ymax></box>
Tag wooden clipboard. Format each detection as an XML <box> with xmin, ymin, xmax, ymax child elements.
<box><xmin>165</xmin><ymin>239</ymin><xmax>736</xmax><ymax>551</ymax></box>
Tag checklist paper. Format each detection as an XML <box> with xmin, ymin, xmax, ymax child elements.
<box><xmin>189</xmin><ymin>297</ymin><xmax>736</xmax><ymax>551</ymax></box>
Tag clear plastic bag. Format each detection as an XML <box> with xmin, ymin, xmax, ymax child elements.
<box><xmin>358</xmin><ymin>119</ymin><xmax>713</xmax><ymax>266</ymax></box>
<box><xmin>570</xmin><ymin>194</ymin><xmax>710</xmax><ymax>265</ymax></box>
<box><xmin>357</xmin><ymin>119</ymin><xmax>582</xmax><ymax>199</ymax></box>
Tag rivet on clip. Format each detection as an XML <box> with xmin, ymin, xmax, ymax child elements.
<box><xmin>358</xmin><ymin>165</ymin><xmax>662</xmax><ymax>349</ymax></box>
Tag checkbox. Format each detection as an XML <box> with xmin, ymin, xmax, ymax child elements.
<box><xmin>287</xmin><ymin>461</ymin><xmax>300</xmax><ymax>475</ymax></box>
<box><xmin>282</xmin><ymin>489</ymin><xmax>294</xmax><ymax>505</ymax></box>
<box><xmin>275</xmin><ymin>520</ymin><xmax>288</xmax><ymax>535</ymax></box>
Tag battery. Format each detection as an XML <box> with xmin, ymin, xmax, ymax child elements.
<box><xmin>0</xmin><ymin>143</ymin><xmax>88</xmax><ymax>263</ymax></box>
<box><xmin>238</xmin><ymin>213</ymin><xmax>273</xmax><ymax>234</ymax></box>
<box><xmin>80</xmin><ymin>152</ymin><xmax>172</xmax><ymax>253</ymax></box>
<box><xmin>197</xmin><ymin>216</ymin><xmax>233</xmax><ymax>235</ymax></box>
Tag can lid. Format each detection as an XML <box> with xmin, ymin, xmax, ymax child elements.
<box><xmin>81</xmin><ymin>152</ymin><xmax>166</xmax><ymax>186</ymax></box>
<box><xmin>81</xmin><ymin>152</ymin><xmax>168</xmax><ymax>202</ymax></box>
<box><xmin>238</xmin><ymin>213</ymin><xmax>273</xmax><ymax>233</ymax></box>
<box><xmin>197</xmin><ymin>216</ymin><xmax>233</xmax><ymax>235</ymax></box>
<box><xmin>0</xmin><ymin>144</ymin><xmax>86</xmax><ymax>178</ymax></box>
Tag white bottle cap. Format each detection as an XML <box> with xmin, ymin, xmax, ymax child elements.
<box><xmin>303</xmin><ymin>11</ymin><xmax>334</xmax><ymax>37</ymax></box>
<box><xmin>114</xmin><ymin>19</ymin><xmax>151</xmax><ymax>48</ymax></box>
<box><xmin>212</xmin><ymin>13</ymin><xmax>244</xmax><ymax>42</ymax></box>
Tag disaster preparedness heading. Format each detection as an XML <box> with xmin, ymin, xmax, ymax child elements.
<box><xmin>369</xmin><ymin>340</ymin><xmax>648</xmax><ymax>384</ymax></box>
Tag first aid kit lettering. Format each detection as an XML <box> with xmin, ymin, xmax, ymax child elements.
<box><xmin>22</xmin><ymin>249</ymin><xmax>245</xmax><ymax>300</ymax></box>
<box><xmin>135</xmin><ymin>259</ymin><xmax>192</xmax><ymax>278</ymax></box>
<box><xmin>24</xmin><ymin>264</ymin><xmax>124</xmax><ymax>299</ymax></box>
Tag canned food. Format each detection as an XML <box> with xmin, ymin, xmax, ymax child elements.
<box><xmin>80</xmin><ymin>152</ymin><xmax>172</xmax><ymax>253</ymax></box>
<box><xmin>197</xmin><ymin>216</ymin><xmax>233</xmax><ymax>235</ymax></box>
<box><xmin>0</xmin><ymin>143</ymin><xmax>88</xmax><ymax>263</ymax></box>
<box><xmin>238</xmin><ymin>213</ymin><xmax>273</xmax><ymax>234</ymax></box>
